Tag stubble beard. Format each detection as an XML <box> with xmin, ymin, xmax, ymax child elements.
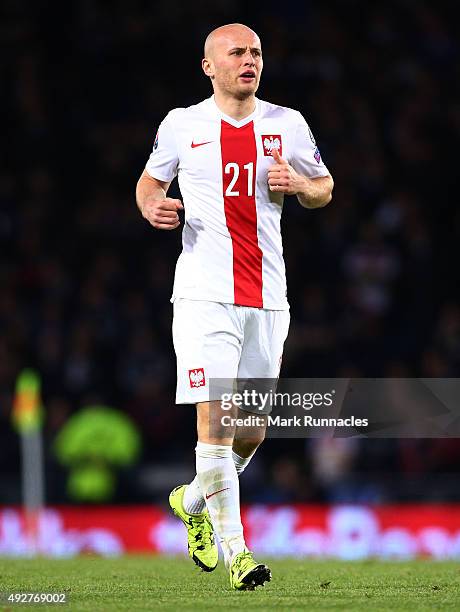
<box><xmin>218</xmin><ymin>78</ymin><xmax>259</xmax><ymax>101</ymax></box>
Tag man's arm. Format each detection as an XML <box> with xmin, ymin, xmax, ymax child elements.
<box><xmin>268</xmin><ymin>148</ymin><xmax>333</xmax><ymax>209</ymax></box>
<box><xmin>295</xmin><ymin>175</ymin><xmax>334</xmax><ymax>209</ymax></box>
<box><xmin>136</xmin><ymin>169</ymin><xmax>183</xmax><ymax>230</ymax></box>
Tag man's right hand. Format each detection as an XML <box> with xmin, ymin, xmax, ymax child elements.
<box><xmin>141</xmin><ymin>197</ymin><xmax>184</xmax><ymax>230</ymax></box>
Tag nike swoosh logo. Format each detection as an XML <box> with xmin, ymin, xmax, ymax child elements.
<box><xmin>205</xmin><ymin>487</ymin><xmax>230</xmax><ymax>500</ymax></box>
<box><xmin>191</xmin><ymin>141</ymin><xmax>213</xmax><ymax>148</ymax></box>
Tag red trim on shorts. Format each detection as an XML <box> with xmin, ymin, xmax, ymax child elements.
<box><xmin>220</xmin><ymin>120</ymin><xmax>263</xmax><ymax>307</ymax></box>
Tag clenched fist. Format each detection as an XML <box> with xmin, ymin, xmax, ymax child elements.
<box><xmin>141</xmin><ymin>196</ymin><xmax>183</xmax><ymax>230</ymax></box>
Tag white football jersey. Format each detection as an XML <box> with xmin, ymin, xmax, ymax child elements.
<box><xmin>145</xmin><ymin>96</ymin><xmax>330</xmax><ymax>310</ymax></box>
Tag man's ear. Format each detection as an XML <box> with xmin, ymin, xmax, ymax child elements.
<box><xmin>202</xmin><ymin>58</ymin><xmax>214</xmax><ymax>79</ymax></box>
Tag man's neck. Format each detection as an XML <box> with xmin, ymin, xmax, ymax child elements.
<box><xmin>213</xmin><ymin>91</ymin><xmax>256</xmax><ymax>121</ymax></box>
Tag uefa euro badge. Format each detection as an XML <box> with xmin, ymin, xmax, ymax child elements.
<box><xmin>262</xmin><ymin>135</ymin><xmax>282</xmax><ymax>157</ymax></box>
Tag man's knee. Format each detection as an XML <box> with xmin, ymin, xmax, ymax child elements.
<box><xmin>196</xmin><ymin>400</ymin><xmax>236</xmax><ymax>444</ymax></box>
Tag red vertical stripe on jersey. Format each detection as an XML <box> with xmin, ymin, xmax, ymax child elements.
<box><xmin>221</xmin><ymin>120</ymin><xmax>263</xmax><ymax>307</ymax></box>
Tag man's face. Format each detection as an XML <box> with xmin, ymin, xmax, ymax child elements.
<box><xmin>204</xmin><ymin>30</ymin><xmax>263</xmax><ymax>100</ymax></box>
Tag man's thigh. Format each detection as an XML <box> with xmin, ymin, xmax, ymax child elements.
<box><xmin>237</xmin><ymin>308</ymin><xmax>290</xmax><ymax>379</ymax></box>
<box><xmin>173</xmin><ymin>299</ymin><xmax>243</xmax><ymax>404</ymax></box>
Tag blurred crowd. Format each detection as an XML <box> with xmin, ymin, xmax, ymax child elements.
<box><xmin>1</xmin><ymin>0</ymin><xmax>460</xmax><ymax>504</ymax></box>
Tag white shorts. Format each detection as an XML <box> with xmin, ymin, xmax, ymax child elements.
<box><xmin>172</xmin><ymin>298</ymin><xmax>290</xmax><ymax>404</ymax></box>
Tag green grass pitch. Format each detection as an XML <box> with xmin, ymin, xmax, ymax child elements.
<box><xmin>1</xmin><ymin>556</ymin><xmax>459</xmax><ymax>611</ymax></box>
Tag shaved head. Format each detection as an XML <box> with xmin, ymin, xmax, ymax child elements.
<box><xmin>204</xmin><ymin>23</ymin><xmax>260</xmax><ymax>59</ymax></box>
<box><xmin>202</xmin><ymin>22</ymin><xmax>263</xmax><ymax>108</ymax></box>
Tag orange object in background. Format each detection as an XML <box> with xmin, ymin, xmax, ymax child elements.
<box><xmin>11</xmin><ymin>369</ymin><xmax>43</xmax><ymax>433</ymax></box>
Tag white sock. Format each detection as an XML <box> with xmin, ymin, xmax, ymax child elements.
<box><xmin>232</xmin><ymin>450</ymin><xmax>254</xmax><ymax>475</ymax></box>
<box><xmin>195</xmin><ymin>441</ymin><xmax>246</xmax><ymax>567</ymax></box>
<box><xmin>182</xmin><ymin>476</ymin><xmax>205</xmax><ymax>514</ymax></box>
<box><xmin>182</xmin><ymin>449</ymin><xmax>255</xmax><ymax>515</ymax></box>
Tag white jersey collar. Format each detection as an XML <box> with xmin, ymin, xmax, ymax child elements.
<box><xmin>208</xmin><ymin>95</ymin><xmax>260</xmax><ymax>128</ymax></box>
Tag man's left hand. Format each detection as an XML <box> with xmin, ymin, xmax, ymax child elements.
<box><xmin>267</xmin><ymin>148</ymin><xmax>304</xmax><ymax>195</ymax></box>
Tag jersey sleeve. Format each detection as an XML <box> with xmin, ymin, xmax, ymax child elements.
<box><xmin>289</xmin><ymin>112</ymin><xmax>330</xmax><ymax>179</ymax></box>
<box><xmin>145</xmin><ymin>114</ymin><xmax>179</xmax><ymax>182</ymax></box>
